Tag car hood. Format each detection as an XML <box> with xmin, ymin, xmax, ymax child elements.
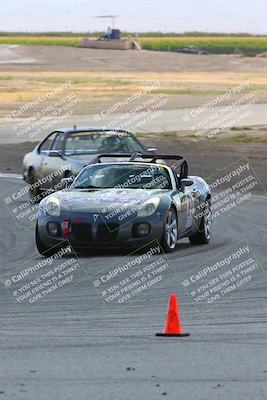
<box><xmin>45</xmin><ymin>189</ymin><xmax>168</xmax><ymax>213</ymax></box>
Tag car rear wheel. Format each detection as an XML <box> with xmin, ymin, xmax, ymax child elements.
<box><xmin>189</xmin><ymin>201</ymin><xmax>212</xmax><ymax>245</ymax></box>
<box><xmin>161</xmin><ymin>208</ymin><xmax>178</xmax><ymax>253</ymax></box>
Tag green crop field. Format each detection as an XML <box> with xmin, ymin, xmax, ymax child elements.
<box><xmin>141</xmin><ymin>36</ymin><xmax>267</xmax><ymax>54</ymax></box>
<box><xmin>0</xmin><ymin>36</ymin><xmax>81</xmax><ymax>47</ymax></box>
<box><xmin>1</xmin><ymin>34</ymin><xmax>267</xmax><ymax>54</ymax></box>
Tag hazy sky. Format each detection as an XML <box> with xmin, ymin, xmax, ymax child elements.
<box><xmin>1</xmin><ymin>0</ymin><xmax>267</xmax><ymax>33</ymax></box>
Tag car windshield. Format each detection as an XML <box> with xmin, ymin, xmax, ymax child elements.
<box><xmin>72</xmin><ymin>164</ymin><xmax>172</xmax><ymax>190</ymax></box>
<box><xmin>64</xmin><ymin>131</ymin><xmax>144</xmax><ymax>155</ymax></box>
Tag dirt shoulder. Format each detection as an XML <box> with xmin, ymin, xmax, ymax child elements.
<box><xmin>2</xmin><ymin>45</ymin><xmax>267</xmax><ymax>73</ymax></box>
<box><xmin>1</xmin><ymin>137</ymin><xmax>266</xmax><ymax>194</ymax></box>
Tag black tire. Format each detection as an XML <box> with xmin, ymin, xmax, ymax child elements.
<box><xmin>35</xmin><ymin>223</ymin><xmax>60</xmax><ymax>257</ymax></box>
<box><xmin>64</xmin><ymin>170</ymin><xmax>73</xmax><ymax>178</ymax></box>
<box><xmin>28</xmin><ymin>169</ymin><xmax>42</xmax><ymax>203</ymax></box>
<box><xmin>160</xmin><ymin>207</ymin><xmax>178</xmax><ymax>253</ymax></box>
<box><xmin>189</xmin><ymin>201</ymin><xmax>212</xmax><ymax>245</ymax></box>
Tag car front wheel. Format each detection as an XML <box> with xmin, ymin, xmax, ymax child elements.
<box><xmin>161</xmin><ymin>208</ymin><xmax>178</xmax><ymax>253</ymax></box>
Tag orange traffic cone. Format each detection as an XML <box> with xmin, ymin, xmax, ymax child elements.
<box><xmin>156</xmin><ymin>294</ymin><xmax>190</xmax><ymax>337</ymax></box>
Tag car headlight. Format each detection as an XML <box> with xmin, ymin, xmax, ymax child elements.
<box><xmin>44</xmin><ymin>196</ymin><xmax>61</xmax><ymax>216</ymax></box>
<box><xmin>137</xmin><ymin>197</ymin><xmax>160</xmax><ymax>217</ymax></box>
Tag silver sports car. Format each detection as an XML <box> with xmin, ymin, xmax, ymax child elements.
<box><xmin>23</xmin><ymin>127</ymin><xmax>156</xmax><ymax>201</ymax></box>
<box><xmin>36</xmin><ymin>153</ymin><xmax>212</xmax><ymax>255</ymax></box>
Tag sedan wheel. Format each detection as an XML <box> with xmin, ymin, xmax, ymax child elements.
<box><xmin>189</xmin><ymin>200</ymin><xmax>212</xmax><ymax>245</ymax></box>
<box><xmin>28</xmin><ymin>170</ymin><xmax>41</xmax><ymax>202</ymax></box>
<box><xmin>204</xmin><ymin>208</ymin><xmax>212</xmax><ymax>240</ymax></box>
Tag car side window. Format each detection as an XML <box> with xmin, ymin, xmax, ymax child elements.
<box><xmin>51</xmin><ymin>133</ymin><xmax>64</xmax><ymax>151</ymax></box>
<box><xmin>126</xmin><ymin>136</ymin><xmax>144</xmax><ymax>153</ymax></box>
<box><xmin>39</xmin><ymin>132</ymin><xmax>58</xmax><ymax>154</ymax></box>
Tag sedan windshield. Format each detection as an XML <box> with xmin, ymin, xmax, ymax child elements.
<box><xmin>64</xmin><ymin>131</ymin><xmax>144</xmax><ymax>155</ymax></box>
<box><xmin>72</xmin><ymin>164</ymin><xmax>172</xmax><ymax>190</ymax></box>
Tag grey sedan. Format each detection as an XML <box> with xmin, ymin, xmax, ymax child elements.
<box><xmin>22</xmin><ymin>127</ymin><xmax>156</xmax><ymax>201</ymax></box>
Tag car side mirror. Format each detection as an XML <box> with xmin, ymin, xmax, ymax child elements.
<box><xmin>48</xmin><ymin>150</ymin><xmax>63</xmax><ymax>158</ymax></box>
<box><xmin>180</xmin><ymin>178</ymin><xmax>194</xmax><ymax>191</ymax></box>
<box><xmin>147</xmin><ymin>147</ymin><xmax>157</xmax><ymax>154</ymax></box>
<box><xmin>61</xmin><ymin>177</ymin><xmax>74</xmax><ymax>188</ymax></box>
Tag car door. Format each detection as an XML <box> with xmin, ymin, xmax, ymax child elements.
<box><xmin>182</xmin><ymin>184</ymin><xmax>195</xmax><ymax>231</ymax></box>
<box><xmin>172</xmin><ymin>173</ymin><xmax>194</xmax><ymax>235</ymax></box>
<box><xmin>39</xmin><ymin>132</ymin><xmax>67</xmax><ymax>190</ymax></box>
<box><xmin>34</xmin><ymin>131</ymin><xmax>58</xmax><ymax>183</ymax></box>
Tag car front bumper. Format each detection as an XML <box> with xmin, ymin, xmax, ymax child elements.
<box><xmin>37</xmin><ymin>211</ymin><xmax>165</xmax><ymax>250</ymax></box>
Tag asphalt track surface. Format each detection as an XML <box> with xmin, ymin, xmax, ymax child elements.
<box><xmin>0</xmin><ymin>45</ymin><xmax>35</xmax><ymax>64</ymax></box>
<box><xmin>0</xmin><ymin>177</ymin><xmax>266</xmax><ymax>399</ymax></box>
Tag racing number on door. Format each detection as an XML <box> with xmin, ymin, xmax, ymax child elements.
<box><xmin>173</xmin><ymin>192</ymin><xmax>192</xmax><ymax>233</ymax></box>
<box><xmin>185</xmin><ymin>194</ymin><xmax>194</xmax><ymax>228</ymax></box>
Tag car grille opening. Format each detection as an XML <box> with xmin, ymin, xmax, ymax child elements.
<box><xmin>72</xmin><ymin>223</ymin><xmax>93</xmax><ymax>242</ymax></box>
<box><xmin>96</xmin><ymin>223</ymin><xmax>119</xmax><ymax>242</ymax></box>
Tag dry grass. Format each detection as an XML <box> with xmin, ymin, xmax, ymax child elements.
<box><xmin>1</xmin><ymin>70</ymin><xmax>267</xmax><ymax>117</ymax></box>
